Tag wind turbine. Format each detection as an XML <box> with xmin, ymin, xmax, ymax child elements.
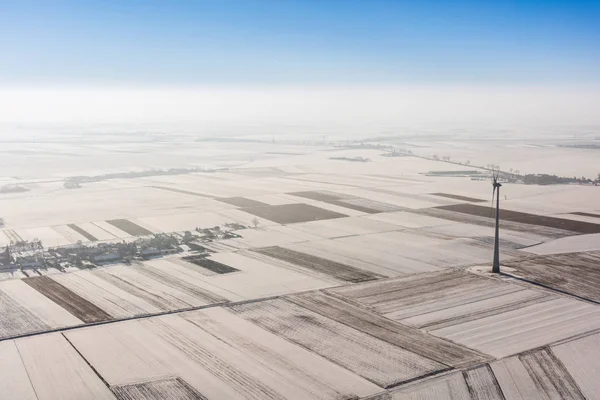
<box><xmin>491</xmin><ymin>169</ymin><xmax>501</xmax><ymax>273</ymax></box>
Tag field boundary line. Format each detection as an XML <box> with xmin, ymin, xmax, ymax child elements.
<box><xmin>62</xmin><ymin>332</ymin><xmax>111</xmax><ymax>389</ymax></box>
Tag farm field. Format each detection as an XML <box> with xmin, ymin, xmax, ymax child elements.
<box><xmin>331</xmin><ymin>270</ymin><xmax>600</xmax><ymax>358</ymax></box>
<box><xmin>0</xmin><ymin>137</ymin><xmax>599</xmax><ymax>398</ymax></box>
<box><xmin>504</xmin><ymin>251</ymin><xmax>600</xmax><ymax>302</ymax></box>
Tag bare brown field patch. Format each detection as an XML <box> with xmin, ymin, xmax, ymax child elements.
<box><xmin>181</xmin><ymin>256</ymin><xmax>239</xmax><ymax>274</ymax></box>
<box><xmin>112</xmin><ymin>377</ymin><xmax>207</xmax><ymax>400</ymax></box>
<box><xmin>107</xmin><ymin>219</ymin><xmax>154</xmax><ymax>236</ymax></box>
<box><xmin>289</xmin><ymin>190</ymin><xmax>349</xmax><ymax>202</ymax></box>
<box><xmin>430</xmin><ymin>193</ymin><xmax>486</xmax><ymax>202</ymax></box>
<box><xmin>253</xmin><ymin>246</ymin><xmax>381</xmax><ymax>283</ymax></box>
<box><xmin>436</xmin><ymin>203</ymin><xmax>600</xmax><ymax>234</ymax></box>
<box><xmin>411</xmin><ymin>207</ymin><xmax>572</xmax><ymax>238</ymax></box>
<box><xmin>149</xmin><ymin>186</ymin><xmax>214</xmax><ymax>198</ymax></box>
<box><xmin>24</xmin><ymin>276</ymin><xmax>113</xmax><ymax>323</ymax></box>
<box><xmin>67</xmin><ymin>224</ymin><xmax>98</xmax><ymax>241</ymax></box>
<box><xmin>289</xmin><ymin>190</ymin><xmax>401</xmax><ymax>213</ymax></box>
<box><xmin>241</xmin><ymin>203</ymin><xmax>347</xmax><ymax>224</ymax></box>
<box><xmin>572</xmin><ymin>211</ymin><xmax>600</xmax><ymax>219</ymax></box>
<box><xmin>217</xmin><ymin>197</ymin><xmax>269</xmax><ymax>207</ymax></box>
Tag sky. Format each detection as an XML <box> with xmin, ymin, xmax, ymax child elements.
<box><xmin>1</xmin><ymin>0</ymin><xmax>599</xmax><ymax>126</ymax></box>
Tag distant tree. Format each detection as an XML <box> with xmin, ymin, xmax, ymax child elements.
<box><xmin>509</xmin><ymin>168</ymin><xmax>513</xmax><ymax>173</ymax></box>
<box><xmin>0</xmin><ymin>218</ymin><xmax>4</xmax><ymax>227</ymax></box>
<box><xmin>432</xmin><ymin>154</ymin><xmax>439</xmax><ymax>160</ymax></box>
<box><xmin>515</xmin><ymin>170</ymin><xmax>520</xmax><ymax>175</ymax></box>
<box><xmin>465</xmin><ymin>160</ymin><xmax>470</xmax><ymax>165</ymax></box>
<box><xmin>252</xmin><ymin>217</ymin><xmax>260</xmax><ymax>228</ymax></box>
<box><xmin>597</xmin><ymin>172</ymin><xmax>600</xmax><ymax>181</ymax></box>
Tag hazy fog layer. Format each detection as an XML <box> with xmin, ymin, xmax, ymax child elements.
<box><xmin>1</xmin><ymin>86</ymin><xmax>599</xmax><ymax>134</ymax></box>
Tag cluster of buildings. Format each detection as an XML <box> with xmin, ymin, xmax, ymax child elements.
<box><xmin>0</xmin><ymin>224</ymin><xmax>246</xmax><ymax>272</ymax></box>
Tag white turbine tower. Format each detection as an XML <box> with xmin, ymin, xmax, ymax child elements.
<box><xmin>491</xmin><ymin>169</ymin><xmax>501</xmax><ymax>273</ymax></box>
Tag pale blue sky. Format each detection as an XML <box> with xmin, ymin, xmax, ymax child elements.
<box><xmin>1</xmin><ymin>0</ymin><xmax>599</xmax><ymax>85</ymax></box>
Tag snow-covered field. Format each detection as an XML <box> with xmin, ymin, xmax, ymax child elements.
<box><xmin>0</xmin><ymin>136</ymin><xmax>599</xmax><ymax>398</ymax></box>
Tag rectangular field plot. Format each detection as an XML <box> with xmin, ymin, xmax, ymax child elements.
<box><xmin>252</xmin><ymin>246</ymin><xmax>382</xmax><ymax>283</ymax></box>
<box><xmin>133</xmin><ymin>261</ymin><xmax>230</xmax><ymax>304</ymax></box>
<box><xmin>365</xmin><ymin>210</ymin><xmax>453</xmax><ymax>229</ymax></box>
<box><xmin>329</xmin><ymin>271</ymin><xmax>529</xmax><ymax>326</ymax></box>
<box><xmin>333</xmin><ymin>230</ymin><xmax>512</xmax><ymax>268</ymax></box>
<box><xmin>67</xmin><ymin>313</ymin><xmax>379</xmax><ymax>400</ymax></box>
<box><xmin>491</xmin><ymin>348</ymin><xmax>585</xmax><ymax>400</ymax></box>
<box><xmin>504</xmin><ymin>251</ymin><xmax>600</xmax><ymax>302</ymax></box>
<box><xmin>229</xmin><ymin>298</ymin><xmax>448</xmax><ymax>388</ymax></box>
<box><xmin>430</xmin><ymin>193</ymin><xmax>486</xmax><ymax>202</ymax></box>
<box><xmin>287</xmin><ymin>292</ymin><xmax>489</xmax><ymax>368</ymax></box>
<box><xmin>107</xmin><ymin>219</ymin><xmax>154</xmax><ymax>236</ymax></box>
<box><xmin>92</xmin><ymin>265</ymin><xmax>212</xmax><ymax>311</ymax></box>
<box><xmin>288</xmin><ymin>190</ymin><xmax>402</xmax><ymax>213</ymax></box>
<box><xmin>112</xmin><ymin>378</ymin><xmax>207</xmax><ymax>400</ymax></box>
<box><xmin>241</xmin><ymin>203</ymin><xmax>347</xmax><ymax>224</ymax></box>
<box><xmin>76</xmin><ymin>222</ymin><xmax>119</xmax><ymax>240</ymax></box>
<box><xmin>331</xmin><ymin>270</ymin><xmax>600</xmax><ymax>357</ymax></box>
<box><xmin>3</xmin><ymin>229</ymin><xmax>23</xmax><ymax>244</ymax></box>
<box><xmin>67</xmin><ymin>223</ymin><xmax>99</xmax><ymax>241</ymax></box>
<box><xmin>149</xmin><ymin>185</ymin><xmax>214</xmax><ymax>199</ymax></box>
<box><xmin>372</xmin><ymin>350</ymin><xmax>586</xmax><ymax>400</ymax></box>
<box><xmin>290</xmin><ymin>216</ymin><xmax>401</xmax><ymax>238</ymax></box>
<box><xmin>412</xmin><ymin>207</ymin><xmax>575</xmax><ymax>239</ymax></box>
<box><xmin>341</xmin><ymin>188</ymin><xmax>447</xmax><ymax>209</ymax></box>
<box><xmin>0</xmin><ymin>341</ymin><xmax>38</xmax><ymax>400</ymax></box>
<box><xmin>145</xmin><ymin>314</ymin><xmax>373</xmax><ymax>399</ymax></box>
<box><xmin>436</xmin><ymin>203</ymin><xmax>600</xmax><ymax>234</ymax></box>
<box><xmin>0</xmin><ymin>288</ymin><xmax>49</xmax><ymax>338</ymax></box>
<box><xmin>52</xmin><ymin>224</ymin><xmax>92</xmax><ymax>243</ymax></box>
<box><xmin>182</xmin><ymin>307</ymin><xmax>380</xmax><ymax>399</ymax></box>
<box><xmin>552</xmin><ymin>332</ymin><xmax>600</xmax><ymax>399</ymax></box>
<box><xmin>17</xmin><ymin>226</ymin><xmax>72</xmax><ymax>247</ymax></box>
<box><xmin>463</xmin><ymin>366</ymin><xmax>505</xmax><ymax>400</ymax></box>
<box><xmin>0</xmin><ymin>279</ymin><xmax>82</xmax><ymax>329</ymax></box>
<box><xmin>51</xmin><ymin>272</ymin><xmax>159</xmax><ymax>319</ymax></box>
<box><xmin>16</xmin><ymin>333</ymin><xmax>116</xmax><ymax>400</ymax></box>
<box><xmin>92</xmin><ymin>221</ymin><xmax>132</xmax><ymax>239</ymax></box>
<box><xmin>366</xmin><ymin>371</ymin><xmax>471</xmax><ymax>400</ymax></box>
<box><xmin>206</xmin><ymin>252</ymin><xmax>337</xmax><ymax>299</ymax></box>
<box><xmin>206</xmin><ymin>225</ymin><xmax>323</xmax><ymax>251</ymax></box>
<box><xmin>284</xmin><ymin>240</ymin><xmax>441</xmax><ymax>277</ymax></box>
<box><xmin>428</xmin><ymin>297</ymin><xmax>600</xmax><ymax>358</ymax></box>
<box><xmin>24</xmin><ymin>275</ymin><xmax>113</xmax><ymax>323</ymax></box>
<box><xmin>217</xmin><ymin>196</ymin><xmax>268</xmax><ymax>207</ymax></box>
<box><xmin>181</xmin><ymin>255</ymin><xmax>239</xmax><ymax>274</ymax></box>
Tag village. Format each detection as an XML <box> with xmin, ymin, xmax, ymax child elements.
<box><xmin>0</xmin><ymin>223</ymin><xmax>247</xmax><ymax>273</ymax></box>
